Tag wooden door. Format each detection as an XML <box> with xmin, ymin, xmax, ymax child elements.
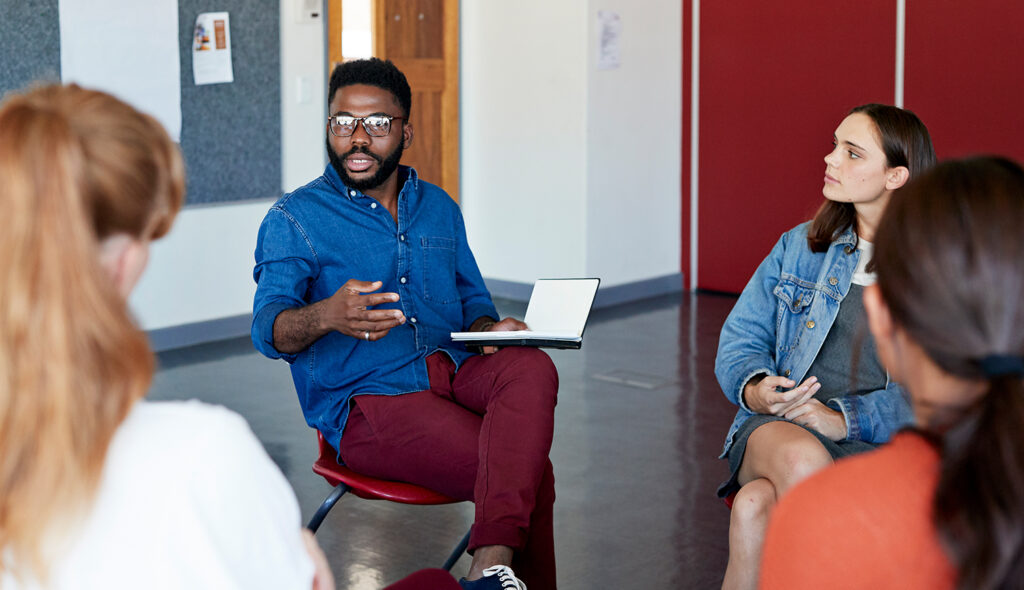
<box><xmin>328</xmin><ymin>0</ymin><xmax>460</xmax><ymax>202</ymax></box>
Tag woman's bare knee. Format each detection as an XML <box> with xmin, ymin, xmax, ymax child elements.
<box><xmin>774</xmin><ymin>438</ymin><xmax>832</xmax><ymax>492</ymax></box>
<box><xmin>740</xmin><ymin>421</ymin><xmax>833</xmax><ymax>494</ymax></box>
<box><xmin>730</xmin><ymin>478</ymin><xmax>777</xmax><ymax>527</ymax></box>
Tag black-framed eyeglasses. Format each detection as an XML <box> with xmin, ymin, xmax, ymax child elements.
<box><xmin>328</xmin><ymin>114</ymin><xmax>405</xmax><ymax>137</ymax></box>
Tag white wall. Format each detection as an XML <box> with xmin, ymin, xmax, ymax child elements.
<box><xmin>585</xmin><ymin>2</ymin><xmax>681</xmax><ymax>285</ymax></box>
<box><xmin>130</xmin><ymin>201</ymin><xmax>273</xmax><ymax>329</ymax></box>
<box><xmin>460</xmin><ymin>0</ymin><xmax>589</xmax><ymax>283</ymax></box>
<box><xmin>280</xmin><ymin>0</ymin><xmax>328</xmax><ymax>192</ymax></box>
<box><xmin>462</xmin><ymin>1</ymin><xmax>681</xmax><ymax>289</ymax></box>
<box><xmin>130</xmin><ymin>1</ymin><xmax>327</xmax><ymax>331</ymax></box>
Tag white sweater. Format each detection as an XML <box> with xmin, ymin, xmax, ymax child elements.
<box><xmin>3</xmin><ymin>400</ymin><xmax>314</xmax><ymax>589</ymax></box>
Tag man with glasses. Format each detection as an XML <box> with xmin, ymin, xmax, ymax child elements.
<box><xmin>251</xmin><ymin>58</ymin><xmax>557</xmax><ymax>590</ymax></box>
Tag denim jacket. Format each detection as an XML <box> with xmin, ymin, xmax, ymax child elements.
<box><xmin>715</xmin><ymin>222</ymin><xmax>913</xmax><ymax>458</ymax></box>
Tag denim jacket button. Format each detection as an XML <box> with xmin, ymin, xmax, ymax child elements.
<box><xmin>784</xmin><ymin>369</ymin><xmax>791</xmax><ymax>377</ymax></box>
<box><xmin>829</xmin><ymin>277</ymin><xmax>838</xmax><ymax>286</ymax></box>
<box><xmin>806</xmin><ymin>320</ymin><xmax>816</xmax><ymax>329</ymax></box>
<box><xmin>844</xmin><ymin>245</ymin><xmax>854</xmax><ymax>255</ymax></box>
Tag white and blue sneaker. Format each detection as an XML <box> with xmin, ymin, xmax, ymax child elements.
<box><xmin>458</xmin><ymin>565</ymin><xmax>527</xmax><ymax>590</ymax></box>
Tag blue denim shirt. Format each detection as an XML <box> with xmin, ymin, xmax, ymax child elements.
<box><xmin>715</xmin><ymin>221</ymin><xmax>913</xmax><ymax>458</ymax></box>
<box><xmin>251</xmin><ymin>165</ymin><xmax>498</xmax><ymax>452</ymax></box>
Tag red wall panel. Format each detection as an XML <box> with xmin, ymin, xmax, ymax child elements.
<box><xmin>905</xmin><ymin>0</ymin><xmax>1024</xmax><ymax>162</ymax></box>
<box><xmin>697</xmin><ymin>1</ymin><xmax>896</xmax><ymax>293</ymax></box>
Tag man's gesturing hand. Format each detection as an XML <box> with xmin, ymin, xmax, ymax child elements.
<box><xmin>742</xmin><ymin>375</ymin><xmax>821</xmax><ymax>416</ymax></box>
<box><xmin>323</xmin><ymin>279</ymin><xmax>406</xmax><ymax>341</ymax></box>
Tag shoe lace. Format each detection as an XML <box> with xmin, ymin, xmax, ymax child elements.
<box><xmin>481</xmin><ymin>565</ymin><xmax>527</xmax><ymax>590</ymax></box>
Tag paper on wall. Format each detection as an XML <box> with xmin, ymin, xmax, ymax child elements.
<box><xmin>192</xmin><ymin>12</ymin><xmax>234</xmax><ymax>85</ymax></box>
<box><xmin>59</xmin><ymin>0</ymin><xmax>182</xmax><ymax>141</ymax></box>
<box><xmin>597</xmin><ymin>10</ymin><xmax>622</xmax><ymax>70</ymax></box>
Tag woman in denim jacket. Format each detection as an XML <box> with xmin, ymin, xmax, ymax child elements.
<box><xmin>715</xmin><ymin>104</ymin><xmax>935</xmax><ymax>590</ymax></box>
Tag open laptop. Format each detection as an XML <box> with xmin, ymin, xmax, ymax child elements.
<box><xmin>451</xmin><ymin>278</ymin><xmax>601</xmax><ymax>349</ymax></box>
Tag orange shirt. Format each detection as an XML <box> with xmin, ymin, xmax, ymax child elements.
<box><xmin>759</xmin><ymin>433</ymin><xmax>957</xmax><ymax>590</ymax></box>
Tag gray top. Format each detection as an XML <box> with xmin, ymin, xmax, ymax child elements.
<box><xmin>807</xmin><ymin>283</ymin><xmax>887</xmax><ymax>401</ymax></box>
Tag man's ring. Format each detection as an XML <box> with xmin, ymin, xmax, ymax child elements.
<box><xmin>364</xmin><ymin>331</ymin><xmax>370</xmax><ymax>341</ymax></box>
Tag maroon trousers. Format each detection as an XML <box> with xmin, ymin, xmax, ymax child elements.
<box><xmin>338</xmin><ymin>348</ymin><xmax>559</xmax><ymax>589</ymax></box>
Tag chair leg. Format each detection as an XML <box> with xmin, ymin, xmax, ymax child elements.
<box><xmin>441</xmin><ymin>528</ymin><xmax>471</xmax><ymax>571</ymax></box>
<box><xmin>306</xmin><ymin>483</ymin><xmax>350</xmax><ymax>534</ymax></box>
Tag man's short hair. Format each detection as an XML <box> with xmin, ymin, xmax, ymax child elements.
<box><xmin>328</xmin><ymin>58</ymin><xmax>412</xmax><ymax>118</ymax></box>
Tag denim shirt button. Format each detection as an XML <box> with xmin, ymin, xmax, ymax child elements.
<box><xmin>410</xmin><ymin>317</ymin><xmax>417</xmax><ymax>323</ymax></box>
<box><xmin>370</xmin><ymin>202</ymin><xmax>378</xmax><ymax>209</ymax></box>
<box><xmin>349</xmin><ymin>189</ymin><xmax>357</xmax><ymax>197</ymax></box>
<box><xmin>400</xmin><ymin>276</ymin><xmax>407</xmax><ymax>284</ymax></box>
<box><xmin>399</xmin><ymin>233</ymin><xmax>406</xmax><ymax>241</ymax></box>
<box><xmin>806</xmin><ymin>320</ymin><xmax>816</xmax><ymax>329</ymax></box>
<box><xmin>828</xmin><ymin>277</ymin><xmax>838</xmax><ymax>285</ymax></box>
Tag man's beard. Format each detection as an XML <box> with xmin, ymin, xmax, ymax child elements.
<box><xmin>326</xmin><ymin>137</ymin><xmax>405</xmax><ymax>192</ymax></box>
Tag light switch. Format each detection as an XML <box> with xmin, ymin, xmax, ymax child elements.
<box><xmin>295</xmin><ymin>0</ymin><xmax>322</xmax><ymax>23</ymax></box>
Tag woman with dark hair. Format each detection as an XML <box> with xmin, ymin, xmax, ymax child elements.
<box><xmin>715</xmin><ymin>104</ymin><xmax>936</xmax><ymax>589</ymax></box>
<box><xmin>760</xmin><ymin>156</ymin><xmax>1024</xmax><ymax>590</ymax></box>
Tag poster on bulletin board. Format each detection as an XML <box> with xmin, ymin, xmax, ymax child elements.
<box><xmin>193</xmin><ymin>12</ymin><xmax>234</xmax><ymax>85</ymax></box>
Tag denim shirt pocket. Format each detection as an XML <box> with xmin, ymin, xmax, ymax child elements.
<box><xmin>773</xmin><ymin>277</ymin><xmax>816</xmax><ymax>353</ymax></box>
<box><xmin>421</xmin><ymin>236</ymin><xmax>459</xmax><ymax>304</ymax></box>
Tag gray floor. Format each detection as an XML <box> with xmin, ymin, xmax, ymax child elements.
<box><xmin>150</xmin><ymin>292</ymin><xmax>740</xmax><ymax>589</ymax></box>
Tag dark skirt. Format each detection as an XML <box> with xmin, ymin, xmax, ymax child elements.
<box><xmin>716</xmin><ymin>414</ymin><xmax>877</xmax><ymax>498</ymax></box>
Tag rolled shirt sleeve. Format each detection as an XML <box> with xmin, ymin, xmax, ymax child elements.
<box><xmin>826</xmin><ymin>381</ymin><xmax>914</xmax><ymax>443</ymax></box>
<box><xmin>251</xmin><ymin>207</ymin><xmax>319</xmax><ymax>362</ymax></box>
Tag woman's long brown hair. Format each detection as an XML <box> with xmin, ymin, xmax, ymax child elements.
<box><xmin>873</xmin><ymin>157</ymin><xmax>1024</xmax><ymax>589</ymax></box>
<box><xmin>807</xmin><ymin>103</ymin><xmax>936</xmax><ymax>252</ymax></box>
<box><xmin>0</xmin><ymin>84</ymin><xmax>184</xmax><ymax>582</ymax></box>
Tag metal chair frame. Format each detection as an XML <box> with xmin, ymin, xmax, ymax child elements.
<box><xmin>306</xmin><ymin>431</ymin><xmax>471</xmax><ymax>571</ymax></box>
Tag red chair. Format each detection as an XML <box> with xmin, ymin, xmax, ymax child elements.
<box><xmin>306</xmin><ymin>430</ymin><xmax>471</xmax><ymax>571</ymax></box>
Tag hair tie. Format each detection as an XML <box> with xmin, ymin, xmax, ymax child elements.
<box><xmin>978</xmin><ymin>355</ymin><xmax>1024</xmax><ymax>378</ymax></box>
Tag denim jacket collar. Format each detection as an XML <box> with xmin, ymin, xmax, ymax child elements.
<box><xmin>834</xmin><ymin>226</ymin><xmax>857</xmax><ymax>245</ymax></box>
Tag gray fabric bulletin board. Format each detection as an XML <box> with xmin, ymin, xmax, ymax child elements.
<box><xmin>0</xmin><ymin>0</ymin><xmax>281</xmax><ymax>205</ymax></box>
